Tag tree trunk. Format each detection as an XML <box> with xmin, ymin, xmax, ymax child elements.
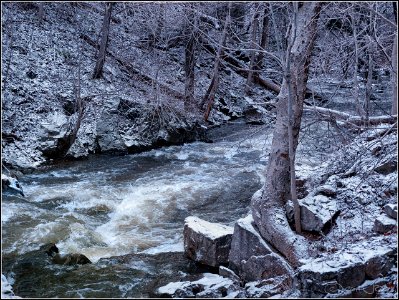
<box><xmin>286</xmin><ymin>2</ymin><xmax>301</xmax><ymax>234</ymax></box>
<box><xmin>200</xmin><ymin>3</ymin><xmax>231</xmax><ymax>121</ymax></box>
<box><xmin>251</xmin><ymin>2</ymin><xmax>321</xmax><ymax>267</ymax></box>
<box><xmin>184</xmin><ymin>5</ymin><xmax>197</xmax><ymax>110</ymax></box>
<box><xmin>37</xmin><ymin>3</ymin><xmax>44</xmax><ymax>23</ymax></box>
<box><xmin>392</xmin><ymin>33</ymin><xmax>397</xmax><ymax>115</ymax></box>
<box><xmin>254</xmin><ymin>4</ymin><xmax>269</xmax><ymax>80</ymax></box>
<box><xmin>245</xmin><ymin>3</ymin><xmax>259</xmax><ymax>94</ymax></box>
<box><xmin>93</xmin><ymin>3</ymin><xmax>113</xmax><ymax>79</ymax></box>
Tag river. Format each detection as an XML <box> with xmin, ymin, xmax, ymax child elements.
<box><xmin>2</xmin><ymin>122</ymin><xmax>277</xmax><ymax>297</ymax></box>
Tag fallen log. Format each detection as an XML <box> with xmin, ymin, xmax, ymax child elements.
<box><xmin>304</xmin><ymin>105</ymin><xmax>398</xmax><ymax>126</ymax></box>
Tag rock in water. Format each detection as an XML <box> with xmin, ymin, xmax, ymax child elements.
<box><xmin>183</xmin><ymin>216</ymin><xmax>233</xmax><ymax>267</ymax></box>
<box><xmin>43</xmin><ymin>243</ymin><xmax>91</xmax><ymax>265</ymax></box>
<box><xmin>1</xmin><ymin>174</ymin><xmax>25</xmax><ymax>197</ymax></box>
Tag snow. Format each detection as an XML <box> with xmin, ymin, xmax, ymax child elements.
<box><xmin>185</xmin><ymin>216</ymin><xmax>234</xmax><ymax>240</ymax></box>
<box><xmin>157</xmin><ymin>273</ymin><xmax>234</xmax><ymax>295</ymax></box>
<box><xmin>1</xmin><ymin>274</ymin><xmax>21</xmax><ymax>299</ymax></box>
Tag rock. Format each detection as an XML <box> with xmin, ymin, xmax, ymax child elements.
<box><xmin>219</xmin><ymin>266</ymin><xmax>241</xmax><ymax>284</ymax></box>
<box><xmin>43</xmin><ymin>243</ymin><xmax>91</xmax><ymax>265</ymax></box>
<box><xmin>183</xmin><ymin>216</ymin><xmax>234</xmax><ymax>267</ymax></box>
<box><xmin>96</xmin><ymin>113</ymin><xmax>126</xmax><ymax>153</ymax></box>
<box><xmin>384</xmin><ymin>204</ymin><xmax>398</xmax><ymax>220</ymax></box>
<box><xmin>1</xmin><ymin>174</ymin><xmax>25</xmax><ymax>197</ymax></box>
<box><xmin>373</xmin><ymin>215</ymin><xmax>397</xmax><ymax>233</ymax></box>
<box><xmin>245</xmin><ymin>275</ymin><xmax>294</xmax><ymax>298</ymax></box>
<box><xmin>298</xmin><ymin>236</ymin><xmax>397</xmax><ymax>297</ymax></box>
<box><xmin>156</xmin><ymin>273</ymin><xmax>242</xmax><ymax>298</ymax></box>
<box><xmin>300</xmin><ymin>195</ymin><xmax>339</xmax><ymax>232</ymax></box>
<box><xmin>314</xmin><ymin>184</ymin><xmax>337</xmax><ymax>197</ymax></box>
<box><xmin>243</xmin><ymin>105</ymin><xmax>270</xmax><ymax>125</ymax></box>
<box><xmin>373</xmin><ymin>160</ymin><xmax>397</xmax><ymax>175</ymax></box>
<box><xmin>241</xmin><ymin>253</ymin><xmax>294</xmax><ymax>283</ymax></box>
<box><xmin>325</xmin><ymin>277</ymin><xmax>391</xmax><ymax>298</ymax></box>
<box><xmin>228</xmin><ymin>214</ymin><xmax>272</xmax><ymax>275</ymax></box>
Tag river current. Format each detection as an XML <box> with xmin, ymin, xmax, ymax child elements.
<box><xmin>2</xmin><ymin>122</ymin><xmax>281</xmax><ymax>297</ymax></box>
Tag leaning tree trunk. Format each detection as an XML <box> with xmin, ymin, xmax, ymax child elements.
<box><xmin>184</xmin><ymin>4</ymin><xmax>197</xmax><ymax>110</ymax></box>
<box><xmin>251</xmin><ymin>2</ymin><xmax>321</xmax><ymax>268</ymax></box>
<box><xmin>200</xmin><ymin>3</ymin><xmax>231</xmax><ymax>121</ymax></box>
<box><xmin>245</xmin><ymin>3</ymin><xmax>259</xmax><ymax>94</ymax></box>
<box><xmin>93</xmin><ymin>3</ymin><xmax>113</xmax><ymax>79</ymax></box>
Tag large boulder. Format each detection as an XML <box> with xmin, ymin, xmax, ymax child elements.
<box><xmin>183</xmin><ymin>216</ymin><xmax>234</xmax><ymax>267</ymax></box>
<box><xmin>228</xmin><ymin>214</ymin><xmax>273</xmax><ymax>275</ymax></box>
<box><xmin>298</xmin><ymin>236</ymin><xmax>396</xmax><ymax>297</ymax></box>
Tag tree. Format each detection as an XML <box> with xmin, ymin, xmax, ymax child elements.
<box><xmin>200</xmin><ymin>2</ymin><xmax>232</xmax><ymax>121</ymax></box>
<box><xmin>251</xmin><ymin>2</ymin><xmax>322</xmax><ymax>267</ymax></box>
<box><xmin>245</xmin><ymin>3</ymin><xmax>260</xmax><ymax>94</ymax></box>
<box><xmin>93</xmin><ymin>3</ymin><xmax>113</xmax><ymax>79</ymax></box>
<box><xmin>184</xmin><ymin>4</ymin><xmax>198</xmax><ymax>110</ymax></box>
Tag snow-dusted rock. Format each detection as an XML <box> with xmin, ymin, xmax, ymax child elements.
<box><xmin>374</xmin><ymin>215</ymin><xmax>397</xmax><ymax>233</ymax></box>
<box><xmin>384</xmin><ymin>204</ymin><xmax>398</xmax><ymax>220</ymax></box>
<box><xmin>1</xmin><ymin>174</ymin><xmax>25</xmax><ymax>197</ymax></box>
<box><xmin>243</xmin><ymin>105</ymin><xmax>271</xmax><ymax>125</ymax></box>
<box><xmin>325</xmin><ymin>276</ymin><xmax>392</xmax><ymax>298</ymax></box>
<box><xmin>183</xmin><ymin>216</ymin><xmax>234</xmax><ymax>267</ymax></box>
<box><xmin>228</xmin><ymin>214</ymin><xmax>273</xmax><ymax>275</ymax></box>
<box><xmin>219</xmin><ymin>266</ymin><xmax>241</xmax><ymax>284</ymax></box>
<box><xmin>245</xmin><ymin>275</ymin><xmax>295</xmax><ymax>298</ymax></box>
<box><xmin>156</xmin><ymin>273</ymin><xmax>243</xmax><ymax>298</ymax></box>
<box><xmin>300</xmin><ymin>195</ymin><xmax>339</xmax><ymax>232</ymax></box>
<box><xmin>96</xmin><ymin>113</ymin><xmax>127</xmax><ymax>153</ymax></box>
<box><xmin>241</xmin><ymin>253</ymin><xmax>294</xmax><ymax>283</ymax></box>
<box><xmin>314</xmin><ymin>184</ymin><xmax>337</xmax><ymax>197</ymax></box>
<box><xmin>298</xmin><ymin>236</ymin><xmax>396</xmax><ymax>297</ymax></box>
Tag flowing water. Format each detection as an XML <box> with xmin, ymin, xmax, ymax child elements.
<box><xmin>2</xmin><ymin>122</ymin><xmax>275</xmax><ymax>298</ymax></box>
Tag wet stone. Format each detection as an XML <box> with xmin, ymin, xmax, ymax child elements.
<box><xmin>183</xmin><ymin>216</ymin><xmax>233</xmax><ymax>267</ymax></box>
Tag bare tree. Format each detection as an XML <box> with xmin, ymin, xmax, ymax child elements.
<box><xmin>245</xmin><ymin>3</ymin><xmax>260</xmax><ymax>94</ymax></box>
<box><xmin>254</xmin><ymin>3</ymin><xmax>269</xmax><ymax>78</ymax></box>
<box><xmin>200</xmin><ymin>3</ymin><xmax>232</xmax><ymax>121</ymax></box>
<box><xmin>93</xmin><ymin>3</ymin><xmax>113</xmax><ymax>79</ymax></box>
<box><xmin>184</xmin><ymin>4</ymin><xmax>198</xmax><ymax>110</ymax></box>
<box><xmin>251</xmin><ymin>2</ymin><xmax>322</xmax><ymax>267</ymax></box>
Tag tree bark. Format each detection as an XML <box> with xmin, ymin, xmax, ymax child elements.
<box><xmin>184</xmin><ymin>5</ymin><xmax>197</xmax><ymax>110</ymax></box>
<box><xmin>93</xmin><ymin>3</ymin><xmax>113</xmax><ymax>79</ymax></box>
<box><xmin>246</xmin><ymin>3</ymin><xmax>259</xmax><ymax>94</ymax></box>
<box><xmin>200</xmin><ymin>3</ymin><xmax>231</xmax><ymax>121</ymax></box>
<box><xmin>286</xmin><ymin>2</ymin><xmax>301</xmax><ymax>234</ymax></box>
<box><xmin>251</xmin><ymin>2</ymin><xmax>321</xmax><ymax>267</ymax></box>
<box><xmin>391</xmin><ymin>33</ymin><xmax>397</xmax><ymax>115</ymax></box>
<box><xmin>254</xmin><ymin>4</ymin><xmax>269</xmax><ymax>79</ymax></box>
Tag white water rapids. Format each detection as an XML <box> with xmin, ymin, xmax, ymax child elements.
<box><xmin>2</xmin><ymin>124</ymin><xmax>278</xmax><ymax>263</ymax></box>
